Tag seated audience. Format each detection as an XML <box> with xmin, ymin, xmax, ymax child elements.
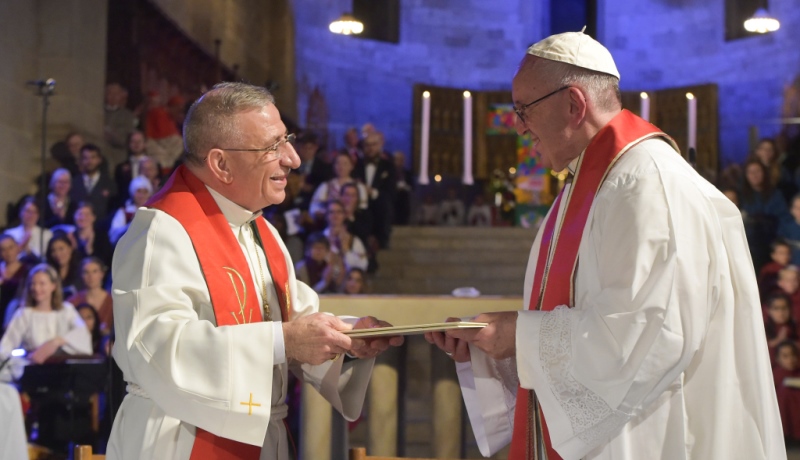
<box><xmin>49</xmin><ymin>132</ymin><xmax>84</xmax><ymax>176</ymax></box>
<box><xmin>294</xmin><ymin>233</ymin><xmax>344</xmax><ymax>294</ymax></box>
<box><xmin>0</xmin><ymin>264</ymin><xmax>92</xmax><ymax>364</ymax></box>
<box><xmin>0</xmin><ymin>235</ymin><xmax>31</xmax><ymax>334</ymax></box>
<box><xmin>340</xmin><ymin>182</ymin><xmax>373</xmax><ymax>247</ymax></box>
<box><xmin>741</xmin><ymin>159</ymin><xmax>790</xmax><ymax>270</ymax></box>
<box><xmin>109</xmin><ymin>176</ymin><xmax>153</xmax><ymax>245</ymax></box>
<box><xmin>45</xmin><ymin>233</ymin><xmax>81</xmax><ymax>298</ymax></box>
<box><xmin>775</xmin><ymin>265</ymin><xmax>800</xmax><ymax>322</ymax></box>
<box><xmin>324</xmin><ymin>201</ymin><xmax>368</xmax><ymax>271</ymax></box>
<box><xmin>415</xmin><ymin>194</ymin><xmax>440</xmax><ymax>226</ymax></box>
<box><xmin>75</xmin><ymin>303</ymin><xmax>104</xmax><ymax>356</ymax></box>
<box><xmin>467</xmin><ymin>194</ymin><xmax>493</xmax><ymax>227</ymax></box>
<box><xmin>67</xmin><ymin>257</ymin><xmax>113</xmax><ymax>337</ymax></box>
<box><xmin>439</xmin><ymin>187</ymin><xmax>465</xmax><ymax>226</ymax></box>
<box><xmin>751</xmin><ymin>138</ymin><xmax>795</xmax><ymax>201</ymax></box>
<box><xmin>310</xmin><ymin>152</ymin><xmax>368</xmax><ymax>221</ymax></box>
<box><xmin>71</xmin><ymin>202</ymin><xmax>114</xmax><ymax>267</ymax></box>
<box><xmin>773</xmin><ymin>341</ymin><xmax>800</xmax><ymax>441</ymax></box>
<box><xmin>779</xmin><ymin>193</ymin><xmax>800</xmax><ymax>267</ymax></box>
<box><xmin>760</xmin><ymin>239</ymin><xmax>792</xmax><ymax>300</ymax></box>
<box><xmin>5</xmin><ymin>197</ymin><xmax>53</xmax><ymax>259</ymax></box>
<box><xmin>765</xmin><ymin>293</ymin><xmax>798</xmax><ymax>364</ymax></box>
<box><xmin>139</xmin><ymin>155</ymin><xmax>164</xmax><ymax>193</ymax></box>
<box><xmin>114</xmin><ymin>130</ymin><xmax>154</xmax><ymax>206</ymax></box>
<box><xmin>339</xmin><ymin>267</ymin><xmax>367</xmax><ymax>295</ymax></box>
<box><xmin>143</xmin><ymin>90</ymin><xmax>183</xmax><ymax>171</ymax></box>
<box><xmin>70</xmin><ymin>144</ymin><xmax>116</xmax><ymax>221</ymax></box>
<box><xmin>43</xmin><ymin>168</ymin><xmax>77</xmax><ymax>228</ymax></box>
<box><xmin>292</xmin><ymin>131</ymin><xmax>333</xmax><ymax>211</ymax></box>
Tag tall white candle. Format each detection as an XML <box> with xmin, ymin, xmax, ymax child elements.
<box><xmin>462</xmin><ymin>90</ymin><xmax>474</xmax><ymax>185</ymax></box>
<box><xmin>640</xmin><ymin>92</ymin><xmax>650</xmax><ymax>122</ymax></box>
<box><xmin>687</xmin><ymin>92</ymin><xmax>697</xmax><ymax>152</ymax></box>
<box><xmin>418</xmin><ymin>91</ymin><xmax>431</xmax><ymax>185</ymax></box>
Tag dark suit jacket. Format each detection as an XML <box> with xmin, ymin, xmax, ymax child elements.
<box><xmin>71</xmin><ymin>172</ymin><xmax>116</xmax><ymax>219</ymax></box>
<box><xmin>354</xmin><ymin>156</ymin><xmax>396</xmax><ymax>205</ymax></box>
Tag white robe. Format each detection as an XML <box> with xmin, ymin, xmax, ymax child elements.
<box><xmin>458</xmin><ymin>139</ymin><xmax>786</xmax><ymax>459</ymax></box>
<box><xmin>108</xmin><ymin>188</ymin><xmax>373</xmax><ymax>460</ymax></box>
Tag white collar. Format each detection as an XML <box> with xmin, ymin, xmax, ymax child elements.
<box><xmin>206</xmin><ymin>186</ymin><xmax>262</xmax><ymax>227</ymax></box>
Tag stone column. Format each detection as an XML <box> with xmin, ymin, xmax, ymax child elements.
<box><xmin>300</xmin><ymin>381</ymin><xmax>332</xmax><ymax>460</ymax></box>
<box><xmin>431</xmin><ymin>347</ymin><xmax>462</xmax><ymax>458</ymax></box>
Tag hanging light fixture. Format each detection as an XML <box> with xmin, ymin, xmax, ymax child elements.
<box><xmin>744</xmin><ymin>8</ymin><xmax>780</xmax><ymax>33</ymax></box>
<box><xmin>329</xmin><ymin>13</ymin><xmax>364</xmax><ymax>35</ymax></box>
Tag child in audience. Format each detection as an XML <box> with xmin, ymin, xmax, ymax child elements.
<box><xmin>775</xmin><ymin>266</ymin><xmax>800</xmax><ymax>321</ymax></box>
<box><xmin>765</xmin><ymin>293</ymin><xmax>798</xmax><ymax>365</ymax></box>
<box><xmin>778</xmin><ymin>193</ymin><xmax>800</xmax><ymax>266</ymax></box>
<box><xmin>340</xmin><ymin>267</ymin><xmax>367</xmax><ymax>295</ymax></box>
<box><xmin>772</xmin><ymin>341</ymin><xmax>800</xmax><ymax>440</ymax></box>
<box><xmin>760</xmin><ymin>239</ymin><xmax>792</xmax><ymax>299</ymax></box>
<box><xmin>294</xmin><ymin>233</ymin><xmax>344</xmax><ymax>294</ymax></box>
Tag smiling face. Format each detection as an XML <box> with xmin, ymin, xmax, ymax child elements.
<box><xmin>30</xmin><ymin>271</ymin><xmax>56</xmax><ymax>306</ymax></box>
<box><xmin>81</xmin><ymin>260</ymin><xmax>105</xmax><ymax>289</ymax></box>
<box><xmin>511</xmin><ymin>58</ymin><xmax>573</xmax><ymax>171</ymax></box>
<box><xmin>49</xmin><ymin>239</ymin><xmax>73</xmax><ymax>267</ymax></box>
<box><xmin>344</xmin><ymin>269</ymin><xmax>364</xmax><ymax>294</ymax></box>
<box><xmin>74</xmin><ymin>205</ymin><xmax>96</xmax><ymax>230</ymax></box>
<box><xmin>51</xmin><ymin>171</ymin><xmax>71</xmax><ymax>197</ymax></box>
<box><xmin>222</xmin><ymin>106</ymin><xmax>300</xmax><ymax>211</ymax></box>
<box><xmin>0</xmin><ymin>237</ymin><xmax>20</xmax><ymax>264</ymax></box>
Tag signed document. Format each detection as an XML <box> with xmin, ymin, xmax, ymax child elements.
<box><xmin>344</xmin><ymin>321</ymin><xmax>487</xmax><ymax>338</ymax></box>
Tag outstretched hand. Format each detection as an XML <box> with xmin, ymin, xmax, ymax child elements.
<box><xmin>447</xmin><ymin>311</ymin><xmax>518</xmax><ymax>360</ymax></box>
<box><xmin>283</xmin><ymin>313</ymin><xmax>353</xmax><ymax>365</ymax></box>
<box><xmin>424</xmin><ymin>317</ymin><xmax>471</xmax><ymax>363</ymax></box>
<box><xmin>348</xmin><ymin>316</ymin><xmax>404</xmax><ymax>359</ymax></box>
<box><xmin>425</xmin><ymin>312</ymin><xmax>518</xmax><ymax>362</ymax></box>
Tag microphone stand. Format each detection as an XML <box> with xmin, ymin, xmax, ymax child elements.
<box><xmin>28</xmin><ymin>79</ymin><xmax>55</xmax><ymax>257</ymax></box>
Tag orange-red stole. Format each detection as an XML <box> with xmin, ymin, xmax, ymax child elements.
<box><xmin>147</xmin><ymin>165</ymin><xmax>291</xmax><ymax>460</ymax></box>
<box><xmin>508</xmin><ymin>110</ymin><xmax>677</xmax><ymax>459</ymax></box>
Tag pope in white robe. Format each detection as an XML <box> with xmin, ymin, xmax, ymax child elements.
<box><xmin>429</xmin><ymin>31</ymin><xmax>785</xmax><ymax>460</ymax></box>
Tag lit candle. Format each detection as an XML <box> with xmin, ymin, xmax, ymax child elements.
<box><xmin>462</xmin><ymin>90</ymin><xmax>474</xmax><ymax>185</ymax></box>
<box><xmin>686</xmin><ymin>92</ymin><xmax>697</xmax><ymax>152</ymax></box>
<box><xmin>640</xmin><ymin>92</ymin><xmax>650</xmax><ymax>122</ymax></box>
<box><xmin>418</xmin><ymin>91</ymin><xmax>431</xmax><ymax>185</ymax></box>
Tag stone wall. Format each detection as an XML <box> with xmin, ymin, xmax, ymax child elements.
<box><xmin>0</xmin><ymin>0</ymin><xmax>107</xmax><ymax>226</ymax></box>
<box><xmin>292</xmin><ymin>0</ymin><xmax>545</xmax><ymax>157</ymax></box>
<box><xmin>150</xmin><ymin>0</ymin><xmax>297</xmax><ymax>120</ymax></box>
<box><xmin>294</xmin><ymin>0</ymin><xmax>799</xmax><ymax>168</ymax></box>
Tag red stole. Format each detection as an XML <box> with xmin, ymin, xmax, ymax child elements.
<box><xmin>509</xmin><ymin>110</ymin><xmax>677</xmax><ymax>459</ymax></box>
<box><xmin>147</xmin><ymin>165</ymin><xmax>291</xmax><ymax>460</ymax></box>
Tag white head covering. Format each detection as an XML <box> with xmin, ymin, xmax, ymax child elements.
<box><xmin>129</xmin><ymin>175</ymin><xmax>153</xmax><ymax>197</ymax></box>
<box><xmin>526</xmin><ymin>28</ymin><xmax>620</xmax><ymax>80</ymax></box>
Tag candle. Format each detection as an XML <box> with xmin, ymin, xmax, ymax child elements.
<box><xmin>640</xmin><ymin>92</ymin><xmax>650</xmax><ymax>122</ymax></box>
<box><xmin>686</xmin><ymin>92</ymin><xmax>697</xmax><ymax>152</ymax></box>
<box><xmin>418</xmin><ymin>91</ymin><xmax>431</xmax><ymax>185</ymax></box>
<box><xmin>462</xmin><ymin>90</ymin><xmax>474</xmax><ymax>185</ymax></box>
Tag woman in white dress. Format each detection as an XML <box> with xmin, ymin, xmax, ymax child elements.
<box><xmin>0</xmin><ymin>264</ymin><xmax>92</xmax><ymax>364</ymax></box>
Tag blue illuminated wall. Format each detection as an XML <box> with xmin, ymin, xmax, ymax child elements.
<box><xmin>601</xmin><ymin>0</ymin><xmax>800</xmax><ymax>166</ymax></box>
<box><xmin>293</xmin><ymin>0</ymin><xmax>800</xmax><ymax>167</ymax></box>
<box><xmin>292</xmin><ymin>0</ymin><xmax>546</xmax><ymax>157</ymax></box>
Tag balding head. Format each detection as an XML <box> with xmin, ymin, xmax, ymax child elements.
<box><xmin>182</xmin><ymin>82</ymin><xmax>276</xmax><ymax>166</ymax></box>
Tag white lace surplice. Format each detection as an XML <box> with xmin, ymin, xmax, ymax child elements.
<box><xmin>458</xmin><ymin>139</ymin><xmax>785</xmax><ymax>460</ymax></box>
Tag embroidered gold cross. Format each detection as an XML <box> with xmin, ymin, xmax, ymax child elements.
<box><xmin>240</xmin><ymin>393</ymin><xmax>261</xmax><ymax>415</ymax></box>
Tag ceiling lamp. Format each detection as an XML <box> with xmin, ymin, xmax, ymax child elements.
<box><xmin>329</xmin><ymin>13</ymin><xmax>364</xmax><ymax>35</ymax></box>
<box><xmin>744</xmin><ymin>8</ymin><xmax>780</xmax><ymax>33</ymax></box>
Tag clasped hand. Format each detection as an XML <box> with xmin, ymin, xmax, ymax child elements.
<box><xmin>283</xmin><ymin>313</ymin><xmax>403</xmax><ymax>365</ymax></box>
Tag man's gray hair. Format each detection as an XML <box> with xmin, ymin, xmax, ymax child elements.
<box><xmin>525</xmin><ymin>57</ymin><xmax>621</xmax><ymax>112</ymax></box>
<box><xmin>182</xmin><ymin>82</ymin><xmax>276</xmax><ymax>165</ymax></box>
